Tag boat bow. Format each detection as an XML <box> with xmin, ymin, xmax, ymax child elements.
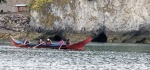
<box><xmin>66</xmin><ymin>36</ymin><xmax>92</xmax><ymax>50</ymax></box>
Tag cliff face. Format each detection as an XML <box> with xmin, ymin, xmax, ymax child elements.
<box><xmin>30</xmin><ymin>0</ymin><xmax>150</xmax><ymax>43</ymax></box>
<box><xmin>1</xmin><ymin>0</ymin><xmax>150</xmax><ymax>43</ymax></box>
<box><xmin>31</xmin><ymin>0</ymin><xmax>150</xmax><ymax>31</ymax></box>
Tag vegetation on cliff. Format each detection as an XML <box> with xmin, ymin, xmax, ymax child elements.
<box><xmin>31</xmin><ymin>0</ymin><xmax>53</xmax><ymax>13</ymax></box>
<box><xmin>30</xmin><ymin>0</ymin><xmax>71</xmax><ymax>27</ymax></box>
<box><xmin>30</xmin><ymin>0</ymin><xmax>53</xmax><ymax>26</ymax></box>
<box><xmin>31</xmin><ymin>0</ymin><xmax>70</xmax><ymax>13</ymax></box>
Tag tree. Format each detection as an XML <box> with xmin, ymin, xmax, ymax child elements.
<box><xmin>0</xmin><ymin>0</ymin><xmax>6</xmax><ymax>3</ymax></box>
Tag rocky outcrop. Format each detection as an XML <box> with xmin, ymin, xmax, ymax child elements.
<box><xmin>0</xmin><ymin>13</ymin><xmax>31</xmax><ymax>40</ymax></box>
<box><xmin>0</xmin><ymin>13</ymin><xmax>30</xmax><ymax>32</ymax></box>
<box><xmin>29</xmin><ymin>0</ymin><xmax>150</xmax><ymax>43</ymax></box>
<box><xmin>1</xmin><ymin>0</ymin><xmax>150</xmax><ymax>43</ymax></box>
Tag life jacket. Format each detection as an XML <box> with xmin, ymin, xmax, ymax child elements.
<box><xmin>46</xmin><ymin>41</ymin><xmax>51</xmax><ymax>45</ymax></box>
<box><xmin>59</xmin><ymin>40</ymin><xmax>64</xmax><ymax>45</ymax></box>
<box><xmin>38</xmin><ymin>40</ymin><xmax>43</xmax><ymax>44</ymax></box>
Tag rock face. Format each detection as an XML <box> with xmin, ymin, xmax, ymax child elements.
<box><xmin>0</xmin><ymin>13</ymin><xmax>31</xmax><ymax>39</ymax></box>
<box><xmin>0</xmin><ymin>13</ymin><xmax>30</xmax><ymax>32</ymax></box>
<box><xmin>1</xmin><ymin>0</ymin><xmax>150</xmax><ymax>43</ymax></box>
<box><xmin>31</xmin><ymin>0</ymin><xmax>150</xmax><ymax>31</ymax></box>
<box><xmin>30</xmin><ymin>0</ymin><xmax>150</xmax><ymax>43</ymax></box>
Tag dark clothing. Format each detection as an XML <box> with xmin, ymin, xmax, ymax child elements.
<box><xmin>25</xmin><ymin>40</ymin><xmax>30</xmax><ymax>44</ymax></box>
<box><xmin>66</xmin><ymin>41</ymin><xmax>70</xmax><ymax>45</ymax></box>
<box><xmin>23</xmin><ymin>39</ymin><xmax>30</xmax><ymax>45</ymax></box>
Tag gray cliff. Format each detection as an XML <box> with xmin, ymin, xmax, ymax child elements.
<box><xmin>1</xmin><ymin>0</ymin><xmax>150</xmax><ymax>43</ymax></box>
<box><xmin>30</xmin><ymin>0</ymin><xmax>150</xmax><ymax>43</ymax></box>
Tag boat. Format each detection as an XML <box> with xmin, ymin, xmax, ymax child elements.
<box><xmin>10</xmin><ymin>36</ymin><xmax>92</xmax><ymax>50</ymax></box>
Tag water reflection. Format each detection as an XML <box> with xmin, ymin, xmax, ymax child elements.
<box><xmin>86</xmin><ymin>43</ymin><xmax>150</xmax><ymax>53</ymax></box>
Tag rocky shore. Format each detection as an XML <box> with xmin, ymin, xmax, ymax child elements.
<box><xmin>0</xmin><ymin>13</ymin><xmax>30</xmax><ymax>31</ymax></box>
<box><xmin>0</xmin><ymin>13</ymin><xmax>31</xmax><ymax>40</ymax></box>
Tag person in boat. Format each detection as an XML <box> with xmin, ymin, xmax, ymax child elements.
<box><xmin>59</xmin><ymin>39</ymin><xmax>64</xmax><ymax>46</ymax></box>
<box><xmin>46</xmin><ymin>38</ymin><xmax>52</xmax><ymax>45</ymax></box>
<box><xmin>58</xmin><ymin>39</ymin><xmax>64</xmax><ymax>49</ymax></box>
<box><xmin>66</xmin><ymin>39</ymin><xmax>71</xmax><ymax>45</ymax></box>
<box><xmin>32</xmin><ymin>39</ymin><xmax>44</xmax><ymax>48</ymax></box>
<box><xmin>38</xmin><ymin>39</ymin><xmax>44</xmax><ymax>44</ymax></box>
<box><xmin>23</xmin><ymin>38</ymin><xmax>30</xmax><ymax>45</ymax></box>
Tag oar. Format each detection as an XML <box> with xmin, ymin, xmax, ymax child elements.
<box><xmin>59</xmin><ymin>44</ymin><xmax>63</xmax><ymax>49</ymax></box>
<box><xmin>33</xmin><ymin>43</ymin><xmax>43</xmax><ymax>48</ymax></box>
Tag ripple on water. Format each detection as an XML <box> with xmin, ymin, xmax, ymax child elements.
<box><xmin>0</xmin><ymin>46</ymin><xmax>150</xmax><ymax>70</ymax></box>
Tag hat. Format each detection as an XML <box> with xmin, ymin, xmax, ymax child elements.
<box><xmin>47</xmin><ymin>39</ymin><xmax>50</xmax><ymax>41</ymax></box>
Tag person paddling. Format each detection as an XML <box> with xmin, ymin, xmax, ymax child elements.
<box><xmin>59</xmin><ymin>39</ymin><xmax>64</xmax><ymax>49</ymax></box>
<box><xmin>66</xmin><ymin>39</ymin><xmax>71</xmax><ymax>45</ymax></box>
<box><xmin>46</xmin><ymin>38</ymin><xmax>52</xmax><ymax>45</ymax></box>
<box><xmin>23</xmin><ymin>38</ymin><xmax>30</xmax><ymax>45</ymax></box>
<box><xmin>33</xmin><ymin>39</ymin><xmax>44</xmax><ymax>48</ymax></box>
<box><xmin>38</xmin><ymin>39</ymin><xmax>44</xmax><ymax>44</ymax></box>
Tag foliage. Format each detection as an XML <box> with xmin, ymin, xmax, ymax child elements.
<box><xmin>27</xmin><ymin>1</ymin><xmax>32</xmax><ymax>12</ymax></box>
<box><xmin>54</xmin><ymin>0</ymin><xmax>70</xmax><ymax>7</ymax></box>
<box><xmin>39</xmin><ymin>13</ymin><xmax>60</xmax><ymax>27</ymax></box>
<box><xmin>31</xmin><ymin>0</ymin><xmax>53</xmax><ymax>12</ymax></box>
<box><xmin>31</xmin><ymin>0</ymin><xmax>55</xmax><ymax>26</ymax></box>
<box><xmin>31</xmin><ymin>0</ymin><xmax>70</xmax><ymax>27</ymax></box>
<box><xmin>0</xmin><ymin>0</ymin><xmax>6</xmax><ymax>3</ymax></box>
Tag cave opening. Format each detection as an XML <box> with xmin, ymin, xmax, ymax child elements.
<box><xmin>92</xmin><ymin>32</ymin><xmax>107</xmax><ymax>42</ymax></box>
<box><xmin>53</xmin><ymin>35</ymin><xmax>62</xmax><ymax>41</ymax></box>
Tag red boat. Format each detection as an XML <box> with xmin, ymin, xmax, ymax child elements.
<box><xmin>10</xmin><ymin>36</ymin><xmax>92</xmax><ymax>50</ymax></box>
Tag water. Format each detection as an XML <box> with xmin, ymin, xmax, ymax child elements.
<box><xmin>0</xmin><ymin>42</ymin><xmax>150</xmax><ymax>70</ymax></box>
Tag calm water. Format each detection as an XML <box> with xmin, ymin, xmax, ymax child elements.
<box><xmin>0</xmin><ymin>42</ymin><xmax>150</xmax><ymax>70</ymax></box>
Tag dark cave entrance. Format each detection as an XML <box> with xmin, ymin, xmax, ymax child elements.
<box><xmin>53</xmin><ymin>35</ymin><xmax>62</xmax><ymax>41</ymax></box>
<box><xmin>92</xmin><ymin>32</ymin><xmax>107</xmax><ymax>42</ymax></box>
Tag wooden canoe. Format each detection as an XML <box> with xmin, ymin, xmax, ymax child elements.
<box><xmin>10</xmin><ymin>36</ymin><xmax>92</xmax><ymax>50</ymax></box>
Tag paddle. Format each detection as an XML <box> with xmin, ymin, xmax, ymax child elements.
<box><xmin>59</xmin><ymin>44</ymin><xmax>62</xmax><ymax>49</ymax></box>
<box><xmin>33</xmin><ymin>42</ymin><xmax>44</xmax><ymax>48</ymax></box>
